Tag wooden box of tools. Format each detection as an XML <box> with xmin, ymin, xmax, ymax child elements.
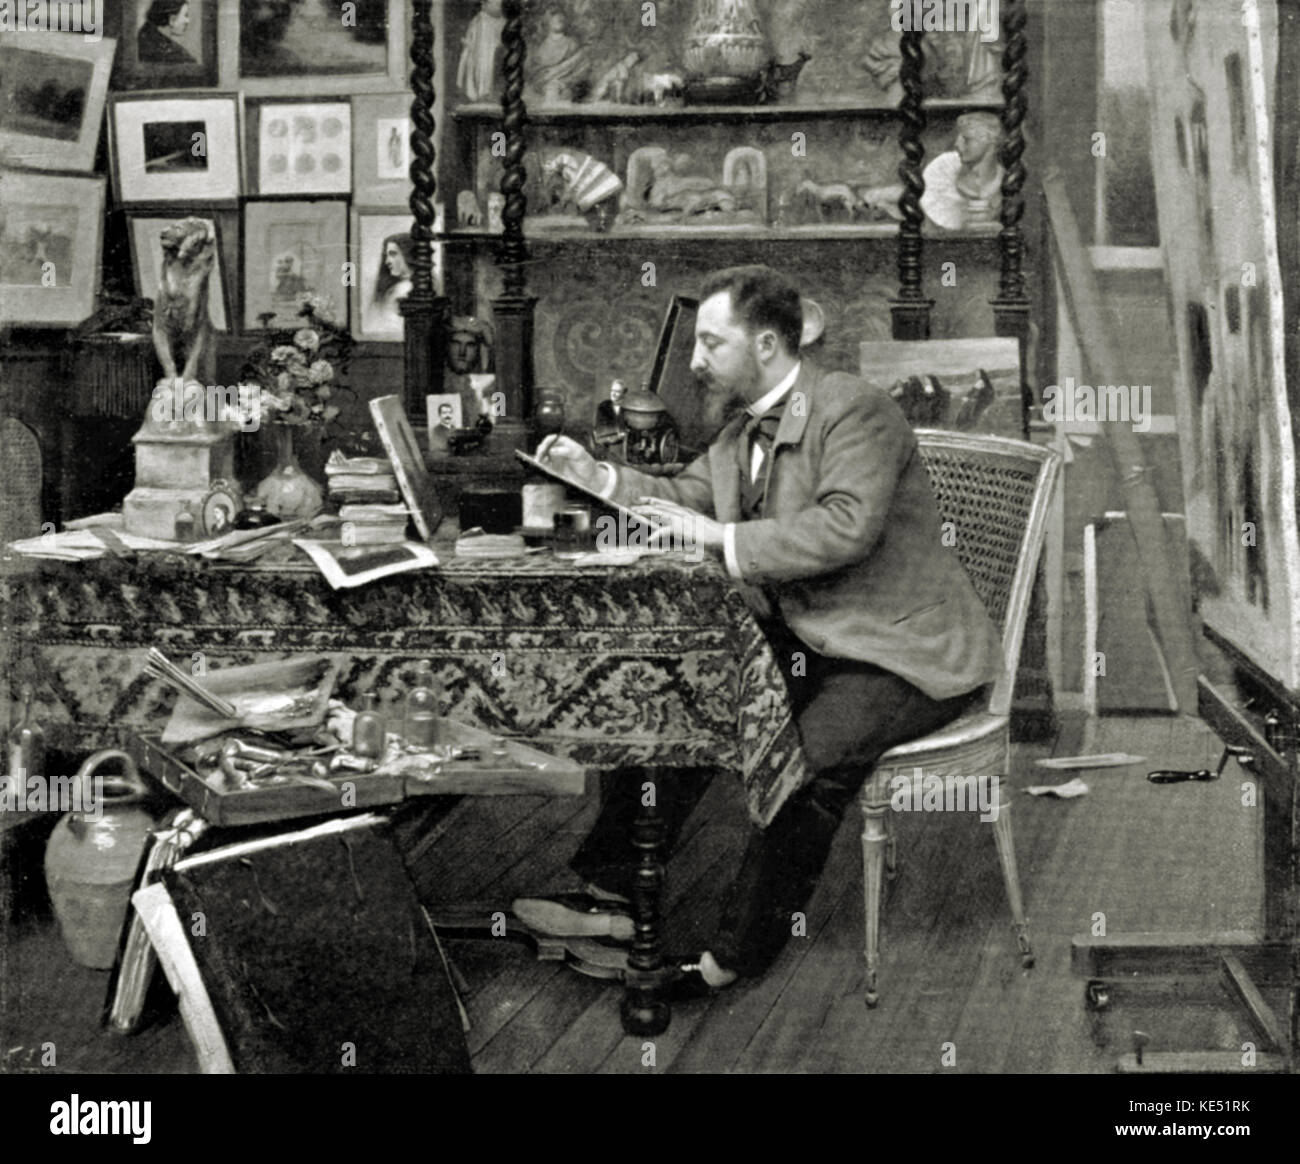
<box><xmin>126</xmin><ymin>722</ymin><xmax>586</xmax><ymax>828</ymax></box>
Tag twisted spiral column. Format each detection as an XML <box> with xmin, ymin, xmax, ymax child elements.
<box><xmin>995</xmin><ymin>0</ymin><xmax>1029</xmax><ymax>308</ymax></box>
<box><xmin>891</xmin><ymin>30</ymin><xmax>933</xmax><ymax>340</ymax></box>
<box><xmin>400</xmin><ymin>0</ymin><xmax>448</xmax><ymax>420</ymax></box>
<box><xmin>491</xmin><ymin>0</ymin><xmax>537</xmax><ymax>429</ymax></box>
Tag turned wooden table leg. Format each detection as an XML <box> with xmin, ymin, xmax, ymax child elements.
<box><xmin>620</xmin><ymin>766</ymin><xmax>670</xmax><ymax>1036</ymax></box>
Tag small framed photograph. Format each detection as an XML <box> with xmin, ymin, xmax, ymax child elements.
<box><xmin>352</xmin><ymin>92</ymin><xmax>411</xmax><ymax>205</ymax></box>
<box><xmin>0</xmin><ymin>170</ymin><xmax>105</xmax><ymax>327</ymax></box>
<box><xmin>128</xmin><ymin>213</ymin><xmax>233</xmax><ymax>333</ymax></box>
<box><xmin>249</xmin><ymin>99</ymin><xmax>352</xmax><ymax>197</ymax></box>
<box><xmin>110</xmin><ymin>93</ymin><xmax>241</xmax><ymax>205</ymax></box>
<box><xmin>0</xmin><ymin>31</ymin><xmax>116</xmax><ymax>172</ymax></box>
<box><xmin>110</xmin><ymin>0</ymin><xmax>219</xmax><ymax>90</ymax></box>
<box><xmin>243</xmin><ymin>199</ymin><xmax>349</xmax><ymax>332</ymax></box>
<box><xmin>427</xmin><ymin>393</ymin><xmax>464</xmax><ymax>437</ymax></box>
<box><xmin>233</xmin><ymin>0</ymin><xmax>407</xmax><ymax>96</ymax></box>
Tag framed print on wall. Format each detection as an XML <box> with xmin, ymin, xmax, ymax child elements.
<box><xmin>109</xmin><ymin>0</ymin><xmax>219</xmax><ymax>90</ymax></box>
<box><xmin>0</xmin><ymin>170</ymin><xmax>105</xmax><ymax>327</ymax></box>
<box><xmin>233</xmin><ymin>0</ymin><xmax>407</xmax><ymax>96</ymax></box>
<box><xmin>351</xmin><ymin>210</ymin><xmax>444</xmax><ymax>342</ymax></box>
<box><xmin>249</xmin><ymin>99</ymin><xmax>352</xmax><ymax>197</ymax></box>
<box><xmin>243</xmin><ymin>199</ymin><xmax>349</xmax><ymax>332</ymax></box>
<box><xmin>352</xmin><ymin>93</ymin><xmax>412</xmax><ymax>205</ymax></box>
<box><xmin>128</xmin><ymin>214</ymin><xmax>232</xmax><ymax>333</ymax></box>
<box><xmin>110</xmin><ymin>93</ymin><xmax>241</xmax><ymax>204</ymax></box>
<box><xmin>0</xmin><ymin>31</ymin><xmax>116</xmax><ymax>172</ymax></box>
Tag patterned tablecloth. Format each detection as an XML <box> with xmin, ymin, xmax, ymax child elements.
<box><xmin>0</xmin><ymin>546</ymin><xmax>809</xmax><ymax>827</ymax></box>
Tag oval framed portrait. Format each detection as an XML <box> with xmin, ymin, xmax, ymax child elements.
<box><xmin>200</xmin><ymin>480</ymin><xmax>242</xmax><ymax>538</ymax></box>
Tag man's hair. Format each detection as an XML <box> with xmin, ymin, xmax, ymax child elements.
<box><xmin>146</xmin><ymin>0</ymin><xmax>189</xmax><ymax>28</ymax></box>
<box><xmin>699</xmin><ymin>265</ymin><xmax>802</xmax><ymax>355</ymax></box>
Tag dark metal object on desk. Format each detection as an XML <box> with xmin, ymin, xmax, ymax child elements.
<box><xmin>620</xmin><ymin>387</ymin><xmax>680</xmax><ymax>466</ymax></box>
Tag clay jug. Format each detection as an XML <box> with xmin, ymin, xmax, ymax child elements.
<box><xmin>44</xmin><ymin>750</ymin><xmax>158</xmax><ymax>970</ymax></box>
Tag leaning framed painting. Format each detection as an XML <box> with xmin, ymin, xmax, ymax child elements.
<box><xmin>109</xmin><ymin>0</ymin><xmax>220</xmax><ymax>90</ymax></box>
<box><xmin>109</xmin><ymin>92</ymin><xmax>241</xmax><ymax>205</ymax></box>
<box><xmin>0</xmin><ymin>31</ymin><xmax>116</xmax><ymax>172</ymax></box>
<box><xmin>0</xmin><ymin>170</ymin><xmax>105</xmax><ymax>327</ymax></box>
<box><xmin>242</xmin><ymin>199</ymin><xmax>350</xmax><ymax>332</ymax></box>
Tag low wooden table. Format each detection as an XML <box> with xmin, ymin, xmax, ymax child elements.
<box><xmin>1</xmin><ymin>530</ymin><xmax>810</xmax><ymax>1036</ymax></box>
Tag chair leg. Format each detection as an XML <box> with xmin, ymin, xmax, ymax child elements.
<box><xmin>861</xmin><ymin>798</ymin><xmax>889</xmax><ymax>1008</ymax></box>
<box><xmin>988</xmin><ymin>774</ymin><xmax>1034</xmax><ymax>969</ymax></box>
<box><xmin>884</xmin><ymin>810</ymin><xmax>898</xmax><ymax>881</ymax></box>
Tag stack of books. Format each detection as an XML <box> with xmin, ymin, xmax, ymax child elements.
<box><xmin>336</xmin><ymin>502</ymin><xmax>410</xmax><ymax>545</ymax></box>
<box><xmin>324</xmin><ymin>450</ymin><xmax>401</xmax><ymax>506</ymax></box>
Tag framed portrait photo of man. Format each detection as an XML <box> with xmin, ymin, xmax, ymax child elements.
<box><xmin>110</xmin><ymin>0</ymin><xmax>219</xmax><ymax>90</ymax></box>
<box><xmin>110</xmin><ymin>93</ymin><xmax>241</xmax><ymax>205</ymax></box>
<box><xmin>0</xmin><ymin>170</ymin><xmax>105</xmax><ymax>327</ymax></box>
<box><xmin>243</xmin><ymin>199</ymin><xmax>349</xmax><ymax>331</ymax></box>
<box><xmin>234</xmin><ymin>0</ymin><xmax>406</xmax><ymax>96</ymax></box>
<box><xmin>128</xmin><ymin>213</ymin><xmax>233</xmax><ymax>332</ymax></box>
<box><xmin>248</xmin><ymin>98</ymin><xmax>352</xmax><ymax>197</ymax></box>
<box><xmin>0</xmin><ymin>31</ymin><xmax>116</xmax><ymax>172</ymax></box>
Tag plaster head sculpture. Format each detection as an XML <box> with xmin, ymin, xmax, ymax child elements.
<box><xmin>447</xmin><ymin>316</ymin><xmax>495</xmax><ymax>375</ymax></box>
<box><xmin>920</xmin><ymin>112</ymin><xmax>1004</xmax><ymax>230</ymax></box>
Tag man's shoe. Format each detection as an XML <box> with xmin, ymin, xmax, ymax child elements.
<box><xmin>512</xmin><ymin>892</ymin><xmax>635</xmax><ymax>941</ymax></box>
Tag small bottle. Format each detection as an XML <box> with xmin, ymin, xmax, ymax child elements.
<box><xmin>403</xmin><ymin>662</ymin><xmax>438</xmax><ymax>748</ymax></box>
<box><xmin>7</xmin><ymin>684</ymin><xmax>45</xmax><ymax>785</ymax></box>
<box><xmin>234</xmin><ymin>500</ymin><xmax>280</xmax><ymax>530</ymax></box>
<box><xmin>353</xmin><ymin>692</ymin><xmax>386</xmax><ymax>759</ymax></box>
<box><xmin>173</xmin><ymin>501</ymin><xmax>196</xmax><ymax>543</ymax></box>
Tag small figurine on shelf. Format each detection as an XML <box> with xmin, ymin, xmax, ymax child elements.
<box><xmin>456</xmin><ymin>190</ymin><xmax>483</xmax><ymax>229</ymax></box>
<box><xmin>592</xmin><ymin>378</ymin><xmax>629</xmax><ymax>449</ymax></box>
<box><xmin>757</xmin><ymin>50</ymin><xmax>811</xmax><ymax>103</ymax></box>
<box><xmin>527</xmin><ymin>6</ymin><xmax>591</xmax><ymax>103</ymax></box>
<box><xmin>590</xmin><ymin>49</ymin><xmax>641</xmax><ymax>103</ymax></box>
<box><xmin>457</xmin><ymin>0</ymin><xmax>506</xmax><ymax>102</ymax></box>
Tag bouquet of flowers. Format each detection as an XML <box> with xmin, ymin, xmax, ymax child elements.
<box><xmin>238</xmin><ymin>295</ymin><xmax>354</xmax><ymax>429</ymax></box>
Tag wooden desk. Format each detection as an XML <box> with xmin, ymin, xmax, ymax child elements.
<box><xmin>1</xmin><ymin>536</ymin><xmax>811</xmax><ymax>1035</ymax></box>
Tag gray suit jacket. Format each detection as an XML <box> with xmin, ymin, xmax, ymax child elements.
<box><xmin>605</xmin><ymin>362</ymin><xmax>1002</xmax><ymax>700</ymax></box>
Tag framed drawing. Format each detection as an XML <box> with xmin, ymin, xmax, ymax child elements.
<box><xmin>0</xmin><ymin>31</ymin><xmax>116</xmax><ymax>172</ymax></box>
<box><xmin>110</xmin><ymin>93</ymin><xmax>241</xmax><ymax>205</ymax></box>
<box><xmin>248</xmin><ymin>99</ymin><xmax>352</xmax><ymax>197</ymax></box>
<box><xmin>0</xmin><ymin>170</ymin><xmax>105</xmax><ymax>327</ymax></box>
<box><xmin>352</xmin><ymin>93</ymin><xmax>412</xmax><ymax>205</ymax></box>
<box><xmin>243</xmin><ymin>200</ymin><xmax>349</xmax><ymax>332</ymax></box>
<box><xmin>128</xmin><ymin>214</ymin><xmax>232</xmax><ymax>333</ymax></box>
<box><xmin>109</xmin><ymin>0</ymin><xmax>219</xmax><ymax>89</ymax></box>
<box><xmin>233</xmin><ymin>0</ymin><xmax>407</xmax><ymax>96</ymax></box>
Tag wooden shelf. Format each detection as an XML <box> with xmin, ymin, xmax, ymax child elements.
<box><xmin>442</xmin><ymin>223</ymin><xmax>1002</xmax><ymax>243</ymax></box>
<box><xmin>452</xmin><ymin>98</ymin><xmax>1005</xmax><ymax>125</ymax></box>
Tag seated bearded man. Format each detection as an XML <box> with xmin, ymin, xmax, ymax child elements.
<box><xmin>524</xmin><ymin>265</ymin><xmax>1001</xmax><ymax>997</ymax></box>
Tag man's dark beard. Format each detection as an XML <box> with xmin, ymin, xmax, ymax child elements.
<box><xmin>701</xmin><ymin>384</ymin><xmax>748</xmax><ymax>433</ymax></box>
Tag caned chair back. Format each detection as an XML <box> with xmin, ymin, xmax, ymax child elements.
<box><xmin>0</xmin><ymin>417</ymin><xmax>44</xmax><ymax>545</ymax></box>
<box><xmin>913</xmin><ymin>429</ymin><xmax>1060</xmax><ymax>719</ymax></box>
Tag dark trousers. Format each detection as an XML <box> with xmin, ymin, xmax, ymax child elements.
<box><xmin>569</xmin><ymin>621</ymin><xmax>983</xmax><ymax>976</ymax></box>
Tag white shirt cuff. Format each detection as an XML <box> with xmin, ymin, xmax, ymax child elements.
<box><xmin>723</xmin><ymin>523</ymin><xmax>743</xmax><ymax>579</ymax></box>
<box><xmin>594</xmin><ymin>463</ymin><xmax>618</xmax><ymax>499</ymax></box>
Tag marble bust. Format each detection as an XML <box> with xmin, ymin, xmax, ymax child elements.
<box><xmin>921</xmin><ymin>112</ymin><xmax>1004</xmax><ymax>230</ymax></box>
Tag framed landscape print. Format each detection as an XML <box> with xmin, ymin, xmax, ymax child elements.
<box><xmin>233</xmin><ymin>0</ymin><xmax>407</xmax><ymax>96</ymax></box>
<box><xmin>128</xmin><ymin>214</ymin><xmax>232</xmax><ymax>332</ymax></box>
<box><xmin>110</xmin><ymin>0</ymin><xmax>219</xmax><ymax>90</ymax></box>
<box><xmin>0</xmin><ymin>170</ymin><xmax>105</xmax><ymax>327</ymax></box>
<box><xmin>352</xmin><ymin>92</ymin><xmax>412</xmax><ymax>205</ymax></box>
<box><xmin>110</xmin><ymin>94</ymin><xmax>241</xmax><ymax>204</ymax></box>
<box><xmin>250</xmin><ymin>99</ymin><xmax>352</xmax><ymax>197</ymax></box>
<box><xmin>0</xmin><ymin>31</ymin><xmax>116</xmax><ymax>172</ymax></box>
<box><xmin>243</xmin><ymin>199</ymin><xmax>349</xmax><ymax>331</ymax></box>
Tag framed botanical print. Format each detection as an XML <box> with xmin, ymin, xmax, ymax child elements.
<box><xmin>232</xmin><ymin>0</ymin><xmax>407</xmax><ymax>96</ymax></box>
<box><xmin>0</xmin><ymin>170</ymin><xmax>105</xmax><ymax>327</ymax></box>
<box><xmin>0</xmin><ymin>31</ymin><xmax>116</xmax><ymax>172</ymax></box>
<box><xmin>128</xmin><ymin>214</ymin><xmax>233</xmax><ymax>332</ymax></box>
<box><xmin>248</xmin><ymin>99</ymin><xmax>352</xmax><ymax>197</ymax></box>
<box><xmin>109</xmin><ymin>0</ymin><xmax>219</xmax><ymax>90</ymax></box>
<box><xmin>352</xmin><ymin>92</ymin><xmax>412</xmax><ymax>205</ymax></box>
<box><xmin>110</xmin><ymin>93</ymin><xmax>241</xmax><ymax>204</ymax></box>
<box><xmin>243</xmin><ymin>200</ymin><xmax>349</xmax><ymax>332</ymax></box>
